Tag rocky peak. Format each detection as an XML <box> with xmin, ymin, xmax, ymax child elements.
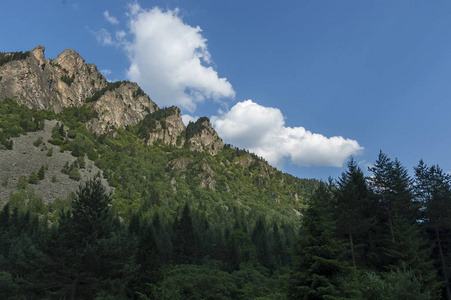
<box><xmin>31</xmin><ymin>45</ymin><xmax>45</xmax><ymax>68</ymax></box>
<box><xmin>0</xmin><ymin>46</ymin><xmax>107</xmax><ymax>112</ymax></box>
<box><xmin>86</xmin><ymin>81</ymin><xmax>159</xmax><ymax>135</ymax></box>
<box><xmin>141</xmin><ymin>106</ymin><xmax>186</xmax><ymax>148</ymax></box>
<box><xmin>186</xmin><ymin>117</ymin><xmax>224</xmax><ymax>155</ymax></box>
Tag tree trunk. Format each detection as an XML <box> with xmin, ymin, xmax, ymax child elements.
<box><xmin>388</xmin><ymin>211</ymin><xmax>395</xmax><ymax>243</ymax></box>
<box><xmin>70</xmin><ymin>278</ymin><xmax>79</xmax><ymax>300</ymax></box>
<box><xmin>436</xmin><ymin>227</ymin><xmax>451</xmax><ymax>300</ymax></box>
<box><xmin>349</xmin><ymin>231</ymin><xmax>356</xmax><ymax>268</ymax></box>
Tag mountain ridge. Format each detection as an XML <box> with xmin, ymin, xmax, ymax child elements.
<box><xmin>0</xmin><ymin>46</ymin><xmax>224</xmax><ymax>154</ymax></box>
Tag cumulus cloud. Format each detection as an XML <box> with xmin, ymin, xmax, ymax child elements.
<box><xmin>123</xmin><ymin>5</ymin><xmax>235</xmax><ymax>112</ymax></box>
<box><xmin>103</xmin><ymin>10</ymin><xmax>119</xmax><ymax>25</ymax></box>
<box><xmin>212</xmin><ymin>100</ymin><xmax>363</xmax><ymax>168</ymax></box>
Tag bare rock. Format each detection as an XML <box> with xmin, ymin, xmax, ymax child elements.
<box><xmin>186</xmin><ymin>117</ymin><xmax>224</xmax><ymax>155</ymax></box>
<box><xmin>87</xmin><ymin>82</ymin><xmax>158</xmax><ymax>134</ymax></box>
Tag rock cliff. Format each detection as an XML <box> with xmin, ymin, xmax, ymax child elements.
<box><xmin>186</xmin><ymin>117</ymin><xmax>224</xmax><ymax>155</ymax></box>
<box><xmin>0</xmin><ymin>46</ymin><xmax>107</xmax><ymax>112</ymax></box>
<box><xmin>0</xmin><ymin>46</ymin><xmax>224</xmax><ymax>154</ymax></box>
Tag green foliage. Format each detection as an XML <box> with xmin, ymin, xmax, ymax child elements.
<box><xmin>0</xmin><ymin>51</ymin><xmax>29</xmax><ymax>67</ymax></box>
<box><xmin>2</xmin><ymin>175</ymin><xmax>8</xmax><ymax>187</ymax></box>
<box><xmin>46</xmin><ymin>147</ymin><xmax>53</xmax><ymax>157</ymax></box>
<box><xmin>51</xmin><ymin>175</ymin><xmax>57</xmax><ymax>183</ymax></box>
<box><xmin>17</xmin><ymin>176</ymin><xmax>27</xmax><ymax>190</ymax></box>
<box><xmin>28</xmin><ymin>171</ymin><xmax>39</xmax><ymax>184</ymax></box>
<box><xmin>289</xmin><ymin>185</ymin><xmax>354</xmax><ymax>299</ymax></box>
<box><xmin>60</xmin><ymin>74</ymin><xmax>75</xmax><ymax>86</ymax></box>
<box><xmin>57</xmin><ymin>105</ymin><xmax>98</xmax><ymax>129</ymax></box>
<box><xmin>185</xmin><ymin>117</ymin><xmax>210</xmax><ymax>140</ymax></box>
<box><xmin>32</xmin><ymin>136</ymin><xmax>43</xmax><ymax>147</ymax></box>
<box><xmin>0</xmin><ymin>99</ymin><xmax>53</xmax><ymax>149</ymax></box>
<box><xmin>68</xmin><ymin>167</ymin><xmax>81</xmax><ymax>181</ymax></box>
<box><xmin>37</xmin><ymin>166</ymin><xmax>45</xmax><ymax>180</ymax></box>
<box><xmin>152</xmin><ymin>263</ymin><xmax>285</xmax><ymax>300</ymax></box>
<box><xmin>355</xmin><ymin>267</ymin><xmax>433</xmax><ymax>300</ymax></box>
<box><xmin>85</xmin><ymin>81</ymin><xmax>129</xmax><ymax>103</ymax></box>
<box><xmin>137</xmin><ymin>106</ymin><xmax>180</xmax><ymax>140</ymax></box>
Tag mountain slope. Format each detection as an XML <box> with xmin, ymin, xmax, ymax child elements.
<box><xmin>0</xmin><ymin>45</ymin><xmax>319</xmax><ymax>239</ymax></box>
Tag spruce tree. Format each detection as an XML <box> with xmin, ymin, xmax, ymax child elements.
<box><xmin>334</xmin><ymin>158</ymin><xmax>375</xmax><ymax>268</ymax></box>
<box><xmin>289</xmin><ymin>185</ymin><xmax>353</xmax><ymax>299</ymax></box>
<box><xmin>173</xmin><ymin>203</ymin><xmax>197</xmax><ymax>264</ymax></box>
<box><xmin>414</xmin><ymin>161</ymin><xmax>451</xmax><ymax>299</ymax></box>
<box><xmin>44</xmin><ymin>179</ymin><xmax>133</xmax><ymax>299</ymax></box>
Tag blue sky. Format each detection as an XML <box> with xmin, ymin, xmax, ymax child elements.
<box><xmin>1</xmin><ymin>0</ymin><xmax>451</xmax><ymax>180</ymax></box>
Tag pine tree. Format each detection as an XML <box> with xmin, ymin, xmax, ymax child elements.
<box><xmin>334</xmin><ymin>158</ymin><xmax>376</xmax><ymax>268</ymax></box>
<box><xmin>415</xmin><ymin>161</ymin><xmax>451</xmax><ymax>299</ymax></box>
<box><xmin>132</xmin><ymin>218</ymin><xmax>161</xmax><ymax>296</ymax></box>
<box><xmin>289</xmin><ymin>185</ymin><xmax>354</xmax><ymax>299</ymax></box>
<box><xmin>368</xmin><ymin>153</ymin><xmax>438</xmax><ymax>294</ymax></box>
<box><xmin>44</xmin><ymin>179</ymin><xmax>133</xmax><ymax>299</ymax></box>
<box><xmin>173</xmin><ymin>203</ymin><xmax>198</xmax><ymax>264</ymax></box>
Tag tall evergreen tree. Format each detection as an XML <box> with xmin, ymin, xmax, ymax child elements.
<box><xmin>173</xmin><ymin>203</ymin><xmax>198</xmax><ymax>264</ymax></box>
<box><xmin>334</xmin><ymin>158</ymin><xmax>375</xmax><ymax>268</ymax></box>
<box><xmin>415</xmin><ymin>161</ymin><xmax>451</xmax><ymax>299</ymax></box>
<box><xmin>368</xmin><ymin>153</ymin><xmax>437</xmax><ymax>294</ymax></box>
<box><xmin>44</xmin><ymin>179</ymin><xmax>134</xmax><ymax>299</ymax></box>
<box><xmin>289</xmin><ymin>185</ymin><xmax>354</xmax><ymax>299</ymax></box>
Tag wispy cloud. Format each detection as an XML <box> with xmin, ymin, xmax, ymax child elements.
<box><xmin>100</xmin><ymin>69</ymin><xmax>112</xmax><ymax>75</ymax></box>
<box><xmin>103</xmin><ymin>10</ymin><xmax>119</xmax><ymax>25</ymax></box>
<box><xmin>92</xmin><ymin>28</ymin><xmax>114</xmax><ymax>46</ymax></box>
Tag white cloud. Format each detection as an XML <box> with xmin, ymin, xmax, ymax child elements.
<box><xmin>123</xmin><ymin>5</ymin><xmax>235</xmax><ymax>112</ymax></box>
<box><xmin>103</xmin><ymin>10</ymin><xmax>119</xmax><ymax>25</ymax></box>
<box><xmin>182</xmin><ymin>114</ymin><xmax>199</xmax><ymax>126</ymax></box>
<box><xmin>93</xmin><ymin>28</ymin><xmax>114</xmax><ymax>46</ymax></box>
<box><xmin>211</xmin><ymin>100</ymin><xmax>363</xmax><ymax>168</ymax></box>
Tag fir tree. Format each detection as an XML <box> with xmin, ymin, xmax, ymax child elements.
<box><xmin>415</xmin><ymin>161</ymin><xmax>451</xmax><ymax>299</ymax></box>
<box><xmin>334</xmin><ymin>158</ymin><xmax>376</xmax><ymax>268</ymax></box>
<box><xmin>289</xmin><ymin>185</ymin><xmax>354</xmax><ymax>299</ymax></box>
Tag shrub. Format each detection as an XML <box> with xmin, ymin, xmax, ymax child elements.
<box><xmin>28</xmin><ymin>171</ymin><xmax>39</xmax><ymax>184</ymax></box>
<box><xmin>69</xmin><ymin>168</ymin><xmax>81</xmax><ymax>181</ymax></box>
<box><xmin>33</xmin><ymin>136</ymin><xmax>43</xmax><ymax>147</ymax></box>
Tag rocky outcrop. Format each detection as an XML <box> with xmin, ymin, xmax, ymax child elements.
<box><xmin>0</xmin><ymin>46</ymin><xmax>160</xmax><ymax>135</ymax></box>
<box><xmin>0</xmin><ymin>46</ymin><xmax>107</xmax><ymax>112</ymax></box>
<box><xmin>87</xmin><ymin>82</ymin><xmax>158</xmax><ymax>134</ymax></box>
<box><xmin>186</xmin><ymin>117</ymin><xmax>224</xmax><ymax>155</ymax></box>
<box><xmin>0</xmin><ymin>46</ymin><xmax>224</xmax><ymax>152</ymax></box>
<box><xmin>143</xmin><ymin>106</ymin><xmax>186</xmax><ymax>147</ymax></box>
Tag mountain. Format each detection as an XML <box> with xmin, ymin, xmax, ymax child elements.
<box><xmin>0</xmin><ymin>46</ymin><xmax>319</xmax><ymax>298</ymax></box>
<box><xmin>0</xmin><ymin>46</ymin><xmax>317</xmax><ymax>217</ymax></box>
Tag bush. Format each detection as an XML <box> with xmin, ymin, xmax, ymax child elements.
<box><xmin>38</xmin><ymin>166</ymin><xmax>45</xmax><ymax>180</ymax></box>
<box><xmin>61</xmin><ymin>74</ymin><xmax>75</xmax><ymax>86</ymax></box>
<box><xmin>69</xmin><ymin>168</ymin><xmax>81</xmax><ymax>181</ymax></box>
<box><xmin>28</xmin><ymin>171</ymin><xmax>39</xmax><ymax>184</ymax></box>
<box><xmin>46</xmin><ymin>148</ymin><xmax>53</xmax><ymax>157</ymax></box>
<box><xmin>17</xmin><ymin>176</ymin><xmax>28</xmax><ymax>189</ymax></box>
<box><xmin>33</xmin><ymin>136</ymin><xmax>43</xmax><ymax>147</ymax></box>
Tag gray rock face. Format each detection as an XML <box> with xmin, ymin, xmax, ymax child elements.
<box><xmin>0</xmin><ymin>46</ymin><xmax>224</xmax><ymax>154</ymax></box>
<box><xmin>187</xmin><ymin>118</ymin><xmax>224</xmax><ymax>155</ymax></box>
<box><xmin>0</xmin><ymin>46</ymin><xmax>107</xmax><ymax>112</ymax></box>
<box><xmin>87</xmin><ymin>82</ymin><xmax>158</xmax><ymax>135</ymax></box>
<box><xmin>146</xmin><ymin>107</ymin><xmax>186</xmax><ymax>148</ymax></box>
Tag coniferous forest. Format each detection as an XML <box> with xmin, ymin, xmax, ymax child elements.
<box><xmin>1</xmin><ymin>100</ymin><xmax>451</xmax><ymax>299</ymax></box>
